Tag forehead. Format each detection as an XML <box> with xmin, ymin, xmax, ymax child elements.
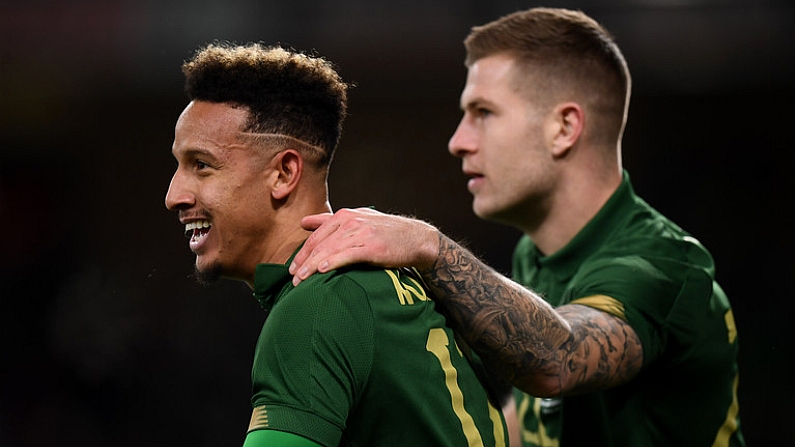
<box><xmin>173</xmin><ymin>101</ymin><xmax>250</xmax><ymax>154</ymax></box>
<box><xmin>460</xmin><ymin>53</ymin><xmax>522</xmax><ymax>104</ymax></box>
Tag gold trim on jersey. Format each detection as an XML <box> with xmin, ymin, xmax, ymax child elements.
<box><xmin>488</xmin><ymin>400</ymin><xmax>507</xmax><ymax>447</ymax></box>
<box><xmin>712</xmin><ymin>374</ymin><xmax>741</xmax><ymax>447</ymax></box>
<box><xmin>569</xmin><ymin>295</ymin><xmax>626</xmax><ymax>320</ymax></box>
<box><xmin>725</xmin><ymin>310</ymin><xmax>737</xmax><ymax>344</ymax></box>
<box><xmin>248</xmin><ymin>405</ymin><xmax>269</xmax><ymax>432</ymax></box>
<box><xmin>517</xmin><ymin>393</ymin><xmax>560</xmax><ymax>447</ymax></box>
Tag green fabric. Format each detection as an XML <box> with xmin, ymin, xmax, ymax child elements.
<box><xmin>243</xmin><ymin>429</ymin><xmax>322</xmax><ymax>447</ymax></box>
<box><xmin>511</xmin><ymin>171</ymin><xmax>744</xmax><ymax>447</ymax></box>
<box><xmin>249</xmin><ymin>255</ymin><xmax>508</xmax><ymax>447</ymax></box>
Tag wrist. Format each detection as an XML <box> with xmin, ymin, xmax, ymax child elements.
<box><xmin>419</xmin><ymin>228</ymin><xmax>445</xmax><ymax>273</ymax></box>
<box><xmin>411</xmin><ymin>221</ymin><xmax>442</xmax><ymax>273</ymax></box>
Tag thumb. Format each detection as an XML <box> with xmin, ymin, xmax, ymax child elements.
<box><xmin>300</xmin><ymin>212</ymin><xmax>334</xmax><ymax>231</ymax></box>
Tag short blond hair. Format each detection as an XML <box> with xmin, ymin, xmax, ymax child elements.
<box><xmin>465</xmin><ymin>8</ymin><xmax>631</xmax><ymax>145</ymax></box>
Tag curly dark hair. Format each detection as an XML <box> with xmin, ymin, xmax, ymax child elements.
<box><xmin>182</xmin><ymin>42</ymin><xmax>349</xmax><ymax>165</ymax></box>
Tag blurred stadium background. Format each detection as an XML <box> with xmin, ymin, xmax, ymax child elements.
<box><xmin>1</xmin><ymin>0</ymin><xmax>792</xmax><ymax>445</ymax></box>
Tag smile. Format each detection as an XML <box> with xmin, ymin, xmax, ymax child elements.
<box><xmin>184</xmin><ymin>220</ymin><xmax>213</xmax><ymax>251</ymax></box>
<box><xmin>184</xmin><ymin>220</ymin><xmax>212</xmax><ymax>238</ymax></box>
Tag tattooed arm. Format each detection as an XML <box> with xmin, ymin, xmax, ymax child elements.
<box><xmin>429</xmin><ymin>234</ymin><xmax>643</xmax><ymax>396</ymax></box>
<box><xmin>291</xmin><ymin>208</ymin><xmax>644</xmax><ymax>396</ymax></box>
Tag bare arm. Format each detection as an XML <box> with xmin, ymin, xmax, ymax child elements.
<box><xmin>291</xmin><ymin>208</ymin><xmax>643</xmax><ymax>396</ymax></box>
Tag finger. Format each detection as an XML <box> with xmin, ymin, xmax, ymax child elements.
<box><xmin>289</xmin><ymin>238</ymin><xmax>324</xmax><ymax>281</ymax></box>
<box><xmin>299</xmin><ymin>212</ymin><xmax>333</xmax><ymax>231</ymax></box>
<box><xmin>291</xmin><ymin>215</ymin><xmax>342</xmax><ymax>273</ymax></box>
<box><xmin>290</xmin><ymin>246</ymin><xmax>324</xmax><ymax>286</ymax></box>
<box><xmin>291</xmin><ymin>245</ymin><xmax>347</xmax><ymax>286</ymax></box>
<box><xmin>292</xmin><ymin>225</ymin><xmax>354</xmax><ymax>278</ymax></box>
<box><xmin>293</xmin><ymin>244</ymin><xmax>366</xmax><ymax>286</ymax></box>
<box><xmin>290</xmin><ymin>214</ymin><xmax>353</xmax><ymax>284</ymax></box>
<box><xmin>290</xmin><ymin>208</ymin><xmax>383</xmax><ymax>285</ymax></box>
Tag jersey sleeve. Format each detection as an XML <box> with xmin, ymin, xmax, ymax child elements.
<box><xmin>566</xmin><ymin>238</ymin><xmax>716</xmax><ymax>367</ymax></box>
<box><xmin>243</xmin><ymin>428</ymin><xmax>323</xmax><ymax>447</ymax></box>
<box><xmin>248</xmin><ymin>273</ymin><xmax>375</xmax><ymax>447</ymax></box>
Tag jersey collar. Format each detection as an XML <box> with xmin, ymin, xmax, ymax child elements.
<box><xmin>252</xmin><ymin>245</ymin><xmax>302</xmax><ymax>310</ymax></box>
<box><xmin>534</xmin><ymin>170</ymin><xmax>639</xmax><ymax>279</ymax></box>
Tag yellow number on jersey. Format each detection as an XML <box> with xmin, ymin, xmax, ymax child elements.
<box><xmin>426</xmin><ymin>328</ymin><xmax>505</xmax><ymax>447</ymax></box>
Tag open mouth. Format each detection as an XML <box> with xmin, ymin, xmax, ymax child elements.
<box><xmin>184</xmin><ymin>220</ymin><xmax>212</xmax><ymax>244</ymax></box>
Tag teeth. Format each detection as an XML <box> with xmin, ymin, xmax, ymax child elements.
<box><xmin>184</xmin><ymin>220</ymin><xmax>211</xmax><ymax>238</ymax></box>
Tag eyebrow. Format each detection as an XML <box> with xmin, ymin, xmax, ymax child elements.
<box><xmin>462</xmin><ymin>96</ymin><xmax>495</xmax><ymax>111</ymax></box>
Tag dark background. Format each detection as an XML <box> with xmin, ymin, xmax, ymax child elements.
<box><xmin>1</xmin><ymin>0</ymin><xmax>792</xmax><ymax>445</ymax></box>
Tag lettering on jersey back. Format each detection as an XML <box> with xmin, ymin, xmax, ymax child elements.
<box><xmin>385</xmin><ymin>269</ymin><xmax>429</xmax><ymax>305</ymax></box>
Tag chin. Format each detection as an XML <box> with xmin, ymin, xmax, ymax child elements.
<box><xmin>472</xmin><ymin>202</ymin><xmax>495</xmax><ymax>220</ymax></box>
<box><xmin>474</xmin><ymin>203</ymin><xmax>515</xmax><ymax>227</ymax></box>
<box><xmin>193</xmin><ymin>262</ymin><xmax>223</xmax><ymax>287</ymax></box>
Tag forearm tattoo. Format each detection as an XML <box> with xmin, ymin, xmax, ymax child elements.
<box><xmin>424</xmin><ymin>234</ymin><xmax>643</xmax><ymax>396</ymax></box>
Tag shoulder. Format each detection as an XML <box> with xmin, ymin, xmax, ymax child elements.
<box><xmin>294</xmin><ymin>265</ymin><xmax>396</xmax><ymax>303</ymax></box>
<box><xmin>569</xmin><ymin>202</ymin><xmax>721</xmax><ymax>314</ymax></box>
<box><xmin>263</xmin><ymin>269</ymin><xmax>384</xmax><ymax>340</ymax></box>
<box><xmin>272</xmin><ymin>266</ymin><xmax>429</xmax><ymax>323</ymax></box>
<box><xmin>601</xmin><ymin>192</ymin><xmax>716</xmax><ymax>273</ymax></box>
<box><xmin>576</xmin><ymin>233</ymin><xmax>716</xmax><ymax>306</ymax></box>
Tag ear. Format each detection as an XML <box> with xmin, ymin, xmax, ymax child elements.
<box><xmin>270</xmin><ymin>149</ymin><xmax>303</xmax><ymax>200</ymax></box>
<box><xmin>546</xmin><ymin>102</ymin><xmax>584</xmax><ymax>158</ymax></box>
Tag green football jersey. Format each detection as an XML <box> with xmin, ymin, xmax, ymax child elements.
<box><xmin>511</xmin><ymin>171</ymin><xmax>744</xmax><ymax>447</ymax></box>
<box><xmin>247</xmin><ymin>254</ymin><xmax>508</xmax><ymax>447</ymax></box>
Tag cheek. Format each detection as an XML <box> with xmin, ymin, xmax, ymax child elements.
<box><xmin>217</xmin><ymin>178</ymin><xmax>260</xmax><ymax>208</ymax></box>
<box><xmin>499</xmin><ymin>148</ymin><xmax>551</xmax><ymax>194</ymax></box>
<box><xmin>225</xmin><ymin>186</ymin><xmax>272</xmax><ymax>227</ymax></box>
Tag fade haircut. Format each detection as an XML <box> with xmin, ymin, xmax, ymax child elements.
<box><xmin>182</xmin><ymin>42</ymin><xmax>349</xmax><ymax>166</ymax></box>
<box><xmin>464</xmin><ymin>8</ymin><xmax>631</xmax><ymax>145</ymax></box>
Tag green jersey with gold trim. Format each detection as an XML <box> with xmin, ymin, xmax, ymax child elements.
<box><xmin>246</xmin><ymin>256</ymin><xmax>508</xmax><ymax>447</ymax></box>
<box><xmin>511</xmin><ymin>171</ymin><xmax>744</xmax><ymax>447</ymax></box>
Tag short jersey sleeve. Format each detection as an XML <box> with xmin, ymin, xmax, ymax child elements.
<box><xmin>565</xmin><ymin>237</ymin><xmax>717</xmax><ymax>367</ymax></box>
<box><xmin>248</xmin><ymin>273</ymin><xmax>375</xmax><ymax>447</ymax></box>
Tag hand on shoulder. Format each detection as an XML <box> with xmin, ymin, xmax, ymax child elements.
<box><xmin>290</xmin><ymin>208</ymin><xmax>440</xmax><ymax>286</ymax></box>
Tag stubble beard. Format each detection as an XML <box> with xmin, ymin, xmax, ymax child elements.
<box><xmin>193</xmin><ymin>263</ymin><xmax>222</xmax><ymax>287</ymax></box>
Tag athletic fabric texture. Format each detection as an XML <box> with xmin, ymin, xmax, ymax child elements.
<box><xmin>511</xmin><ymin>171</ymin><xmax>745</xmax><ymax>447</ymax></box>
<box><xmin>245</xmin><ymin>251</ymin><xmax>508</xmax><ymax>447</ymax></box>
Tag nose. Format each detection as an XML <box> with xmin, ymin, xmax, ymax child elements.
<box><xmin>448</xmin><ymin>115</ymin><xmax>476</xmax><ymax>158</ymax></box>
<box><xmin>164</xmin><ymin>170</ymin><xmax>194</xmax><ymax>211</ymax></box>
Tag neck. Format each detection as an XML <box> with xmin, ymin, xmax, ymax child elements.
<box><xmin>271</xmin><ymin>200</ymin><xmax>333</xmax><ymax>264</ymax></box>
<box><xmin>242</xmin><ymin>191</ymin><xmax>332</xmax><ymax>289</ymax></box>
<box><xmin>525</xmin><ymin>165</ymin><xmax>621</xmax><ymax>256</ymax></box>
